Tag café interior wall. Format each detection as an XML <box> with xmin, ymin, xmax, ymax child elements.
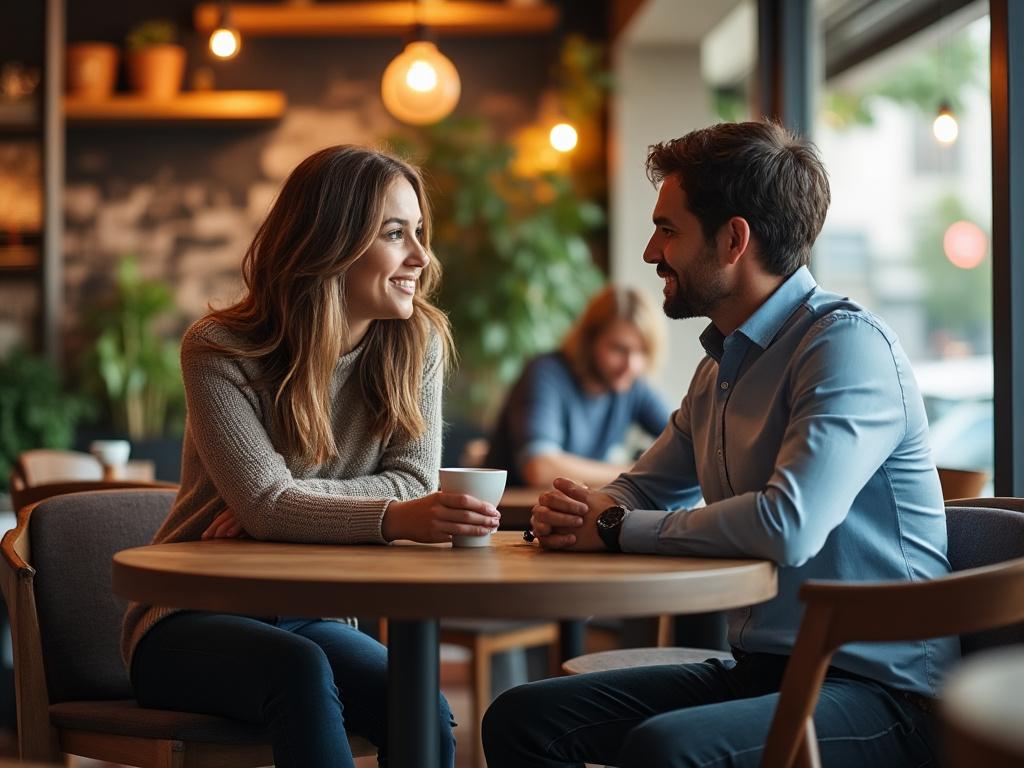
<box><xmin>0</xmin><ymin>0</ymin><xmax>583</xmax><ymax>364</ymax></box>
<box><xmin>610</xmin><ymin>42</ymin><xmax>713</xmax><ymax>404</ymax></box>
<box><xmin>62</xmin><ymin>39</ymin><xmax>555</xmax><ymax>365</ymax></box>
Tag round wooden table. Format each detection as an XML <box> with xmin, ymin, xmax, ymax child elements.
<box><xmin>943</xmin><ymin>645</ymin><xmax>1024</xmax><ymax>767</ymax></box>
<box><xmin>113</xmin><ymin>531</ymin><xmax>776</xmax><ymax>768</ymax></box>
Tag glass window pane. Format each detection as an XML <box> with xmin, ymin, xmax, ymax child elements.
<box><xmin>814</xmin><ymin>13</ymin><xmax>993</xmax><ymax>483</ymax></box>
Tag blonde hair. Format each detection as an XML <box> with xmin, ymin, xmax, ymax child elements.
<box><xmin>560</xmin><ymin>285</ymin><xmax>664</xmax><ymax>382</ymax></box>
<box><xmin>201</xmin><ymin>145</ymin><xmax>452</xmax><ymax>466</ymax></box>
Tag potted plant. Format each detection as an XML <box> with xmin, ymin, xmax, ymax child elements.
<box><xmin>391</xmin><ymin>117</ymin><xmax>605</xmax><ymax>432</ymax></box>
<box><xmin>81</xmin><ymin>256</ymin><xmax>185</xmax><ymax>479</ymax></box>
<box><xmin>388</xmin><ymin>37</ymin><xmax>610</xmax><ymax>433</ymax></box>
<box><xmin>124</xmin><ymin>19</ymin><xmax>185</xmax><ymax>99</ymax></box>
<box><xmin>0</xmin><ymin>348</ymin><xmax>94</xmax><ymax>496</ymax></box>
<box><xmin>66</xmin><ymin>41</ymin><xmax>119</xmax><ymax>100</ymax></box>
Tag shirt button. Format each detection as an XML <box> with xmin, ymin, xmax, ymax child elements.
<box><xmin>720</xmin><ymin>381</ymin><xmax>730</xmax><ymax>390</ymax></box>
<box><xmin>717</xmin><ymin>449</ymin><xmax>723</xmax><ymax>458</ymax></box>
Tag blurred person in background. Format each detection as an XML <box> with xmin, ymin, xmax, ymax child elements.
<box><xmin>485</xmin><ymin>285</ymin><xmax>670</xmax><ymax>489</ymax></box>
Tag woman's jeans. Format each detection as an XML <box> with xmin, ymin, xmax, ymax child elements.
<box><xmin>483</xmin><ymin>652</ymin><xmax>938</xmax><ymax>768</ymax></box>
<box><xmin>131</xmin><ymin>612</ymin><xmax>456</xmax><ymax>768</ymax></box>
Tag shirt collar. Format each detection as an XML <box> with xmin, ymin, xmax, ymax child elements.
<box><xmin>699</xmin><ymin>265</ymin><xmax>818</xmax><ymax>360</ymax></box>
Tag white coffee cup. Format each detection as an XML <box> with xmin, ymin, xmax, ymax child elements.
<box><xmin>439</xmin><ymin>467</ymin><xmax>507</xmax><ymax>547</ymax></box>
<box><xmin>89</xmin><ymin>439</ymin><xmax>131</xmax><ymax>469</ymax></box>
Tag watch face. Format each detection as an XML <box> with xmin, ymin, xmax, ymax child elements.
<box><xmin>598</xmin><ymin>505</ymin><xmax>626</xmax><ymax>529</ymax></box>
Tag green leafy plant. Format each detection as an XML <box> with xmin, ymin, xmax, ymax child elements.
<box><xmin>388</xmin><ymin>36</ymin><xmax>611</xmax><ymax>426</ymax></box>
<box><xmin>0</xmin><ymin>349</ymin><xmax>95</xmax><ymax>492</ymax></box>
<box><xmin>392</xmin><ymin>118</ymin><xmax>605</xmax><ymax>425</ymax></box>
<box><xmin>83</xmin><ymin>257</ymin><xmax>184</xmax><ymax>440</ymax></box>
<box><xmin>125</xmin><ymin>19</ymin><xmax>178</xmax><ymax>50</ymax></box>
<box><xmin>822</xmin><ymin>32</ymin><xmax>985</xmax><ymax>130</ymax></box>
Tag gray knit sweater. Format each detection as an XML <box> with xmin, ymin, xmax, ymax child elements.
<box><xmin>121</xmin><ymin>317</ymin><xmax>443</xmax><ymax>666</ymax></box>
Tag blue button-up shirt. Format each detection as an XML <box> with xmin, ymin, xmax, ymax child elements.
<box><xmin>608</xmin><ymin>266</ymin><xmax>959</xmax><ymax>696</ymax></box>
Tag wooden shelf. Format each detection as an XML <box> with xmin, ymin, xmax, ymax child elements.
<box><xmin>64</xmin><ymin>90</ymin><xmax>287</xmax><ymax>124</ymax></box>
<box><xmin>194</xmin><ymin>2</ymin><xmax>559</xmax><ymax>37</ymax></box>
<box><xmin>0</xmin><ymin>245</ymin><xmax>39</xmax><ymax>272</ymax></box>
<box><xmin>0</xmin><ymin>99</ymin><xmax>39</xmax><ymax>131</ymax></box>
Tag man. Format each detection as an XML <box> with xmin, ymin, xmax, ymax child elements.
<box><xmin>482</xmin><ymin>121</ymin><xmax>956</xmax><ymax>767</ymax></box>
<box><xmin>486</xmin><ymin>284</ymin><xmax>669</xmax><ymax>489</ymax></box>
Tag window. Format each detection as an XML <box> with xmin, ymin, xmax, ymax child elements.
<box><xmin>814</xmin><ymin>11</ymin><xmax>993</xmax><ymax>480</ymax></box>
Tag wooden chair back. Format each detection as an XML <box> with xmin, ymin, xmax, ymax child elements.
<box><xmin>1</xmin><ymin>487</ymin><xmax>178</xmax><ymax>760</ymax></box>
<box><xmin>763</xmin><ymin>499</ymin><xmax>1024</xmax><ymax>768</ymax></box>
<box><xmin>9</xmin><ymin>479</ymin><xmax>178</xmax><ymax>516</ymax></box>
<box><xmin>1</xmin><ymin>486</ymin><xmax>375</xmax><ymax>766</ymax></box>
<box><xmin>13</xmin><ymin>450</ymin><xmax>103</xmax><ymax>487</ymax></box>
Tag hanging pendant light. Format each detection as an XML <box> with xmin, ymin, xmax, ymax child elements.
<box><xmin>549</xmin><ymin>121</ymin><xmax>578</xmax><ymax>153</ymax></box>
<box><xmin>209</xmin><ymin>3</ymin><xmax>241</xmax><ymax>60</ymax></box>
<box><xmin>381</xmin><ymin>4</ymin><xmax>460</xmax><ymax>126</ymax></box>
<box><xmin>932</xmin><ymin>100</ymin><xmax>959</xmax><ymax>145</ymax></box>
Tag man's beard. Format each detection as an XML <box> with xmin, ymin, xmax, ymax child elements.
<box><xmin>660</xmin><ymin>247</ymin><xmax>728</xmax><ymax>320</ymax></box>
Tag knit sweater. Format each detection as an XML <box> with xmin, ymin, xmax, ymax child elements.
<box><xmin>121</xmin><ymin>317</ymin><xmax>443</xmax><ymax>667</ymax></box>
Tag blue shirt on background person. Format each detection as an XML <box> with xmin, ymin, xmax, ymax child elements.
<box><xmin>609</xmin><ymin>265</ymin><xmax>959</xmax><ymax>696</ymax></box>
<box><xmin>485</xmin><ymin>284</ymin><xmax>670</xmax><ymax>489</ymax></box>
<box><xmin>487</xmin><ymin>351</ymin><xmax>669</xmax><ymax>487</ymax></box>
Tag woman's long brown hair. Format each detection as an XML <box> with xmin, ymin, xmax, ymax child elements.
<box><xmin>201</xmin><ymin>145</ymin><xmax>452</xmax><ymax>466</ymax></box>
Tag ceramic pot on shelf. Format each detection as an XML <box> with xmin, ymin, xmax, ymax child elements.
<box><xmin>126</xmin><ymin>44</ymin><xmax>186</xmax><ymax>99</ymax></box>
<box><xmin>66</xmin><ymin>42</ymin><xmax>118</xmax><ymax>99</ymax></box>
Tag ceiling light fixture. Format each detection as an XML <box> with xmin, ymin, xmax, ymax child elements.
<box><xmin>209</xmin><ymin>3</ymin><xmax>241</xmax><ymax>60</ymax></box>
<box><xmin>933</xmin><ymin>100</ymin><xmax>959</xmax><ymax>145</ymax></box>
<box><xmin>381</xmin><ymin>2</ymin><xmax>461</xmax><ymax>125</ymax></box>
<box><xmin>549</xmin><ymin>121</ymin><xmax>578</xmax><ymax>153</ymax></box>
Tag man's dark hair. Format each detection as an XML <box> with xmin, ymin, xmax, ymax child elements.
<box><xmin>646</xmin><ymin>121</ymin><xmax>830</xmax><ymax>276</ymax></box>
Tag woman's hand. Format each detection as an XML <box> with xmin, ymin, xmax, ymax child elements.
<box><xmin>202</xmin><ymin>508</ymin><xmax>246</xmax><ymax>539</ymax></box>
<box><xmin>381</xmin><ymin>492</ymin><xmax>501</xmax><ymax>543</ymax></box>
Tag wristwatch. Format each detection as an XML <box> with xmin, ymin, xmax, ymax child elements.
<box><xmin>596</xmin><ymin>505</ymin><xmax>629</xmax><ymax>552</ymax></box>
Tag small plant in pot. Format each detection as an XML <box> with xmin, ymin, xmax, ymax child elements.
<box><xmin>82</xmin><ymin>256</ymin><xmax>185</xmax><ymax>442</ymax></box>
<box><xmin>0</xmin><ymin>348</ymin><xmax>95</xmax><ymax>495</ymax></box>
<box><xmin>125</xmin><ymin>19</ymin><xmax>185</xmax><ymax>99</ymax></box>
<box><xmin>66</xmin><ymin>41</ymin><xmax>119</xmax><ymax>100</ymax></box>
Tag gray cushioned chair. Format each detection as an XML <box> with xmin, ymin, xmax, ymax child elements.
<box><xmin>763</xmin><ymin>496</ymin><xmax>1024</xmax><ymax>767</ymax></box>
<box><xmin>0</xmin><ymin>488</ymin><xmax>374</xmax><ymax>766</ymax></box>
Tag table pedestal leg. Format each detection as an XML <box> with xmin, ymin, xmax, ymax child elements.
<box><xmin>559</xmin><ymin>619</ymin><xmax>586</xmax><ymax>662</ymax></box>
<box><xmin>388</xmin><ymin>618</ymin><xmax>440</xmax><ymax>768</ymax></box>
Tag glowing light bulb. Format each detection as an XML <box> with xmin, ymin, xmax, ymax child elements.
<box><xmin>381</xmin><ymin>40</ymin><xmax>460</xmax><ymax>125</ymax></box>
<box><xmin>209</xmin><ymin>27</ymin><xmax>241</xmax><ymax>59</ymax></box>
<box><xmin>549</xmin><ymin>122</ymin><xmax>578</xmax><ymax>153</ymax></box>
<box><xmin>406</xmin><ymin>60</ymin><xmax>438</xmax><ymax>93</ymax></box>
<box><xmin>933</xmin><ymin>103</ymin><xmax>959</xmax><ymax>145</ymax></box>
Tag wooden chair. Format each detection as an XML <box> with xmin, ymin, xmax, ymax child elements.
<box><xmin>12</xmin><ymin>449</ymin><xmax>103</xmax><ymax>487</ymax></box>
<box><xmin>10</xmin><ymin>449</ymin><xmax>158</xmax><ymax>510</ymax></box>
<box><xmin>9</xmin><ymin>479</ymin><xmax>178</xmax><ymax>516</ymax></box>
<box><xmin>937</xmin><ymin>467</ymin><xmax>990</xmax><ymax>500</ymax></box>
<box><xmin>440</xmin><ymin>620</ymin><xmax>561</xmax><ymax>768</ymax></box>
<box><xmin>1</xmin><ymin>488</ymin><xmax>375</xmax><ymax>766</ymax></box>
<box><xmin>762</xmin><ymin>497</ymin><xmax>1024</xmax><ymax>768</ymax></box>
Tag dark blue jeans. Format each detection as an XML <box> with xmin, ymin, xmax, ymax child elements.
<box><xmin>482</xmin><ymin>653</ymin><xmax>937</xmax><ymax>767</ymax></box>
<box><xmin>131</xmin><ymin>612</ymin><xmax>456</xmax><ymax>768</ymax></box>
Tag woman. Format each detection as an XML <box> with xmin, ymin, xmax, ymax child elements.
<box><xmin>122</xmin><ymin>146</ymin><xmax>498</xmax><ymax>767</ymax></box>
<box><xmin>486</xmin><ymin>285</ymin><xmax>669</xmax><ymax>489</ymax></box>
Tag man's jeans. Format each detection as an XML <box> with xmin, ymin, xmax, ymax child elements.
<box><xmin>483</xmin><ymin>652</ymin><xmax>937</xmax><ymax>767</ymax></box>
<box><xmin>132</xmin><ymin>612</ymin><xmax>456</xmax><ymax>768</ymax></box>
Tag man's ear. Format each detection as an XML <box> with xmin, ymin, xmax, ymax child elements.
<box><xmin>718</xmin><ymin>216</ymin><xmax>751</xmax><ymax>266</ymax></box>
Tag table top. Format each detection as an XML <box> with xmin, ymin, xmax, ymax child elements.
<box><xmin>943</xmin><ymin>645</ymin><xmax>1024</xmax><ymax>760</ymax></box>
<box><xmin>113</xmin><ymin>532</ymin><xmax>777</xmax><ymax>621</ymax></box>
